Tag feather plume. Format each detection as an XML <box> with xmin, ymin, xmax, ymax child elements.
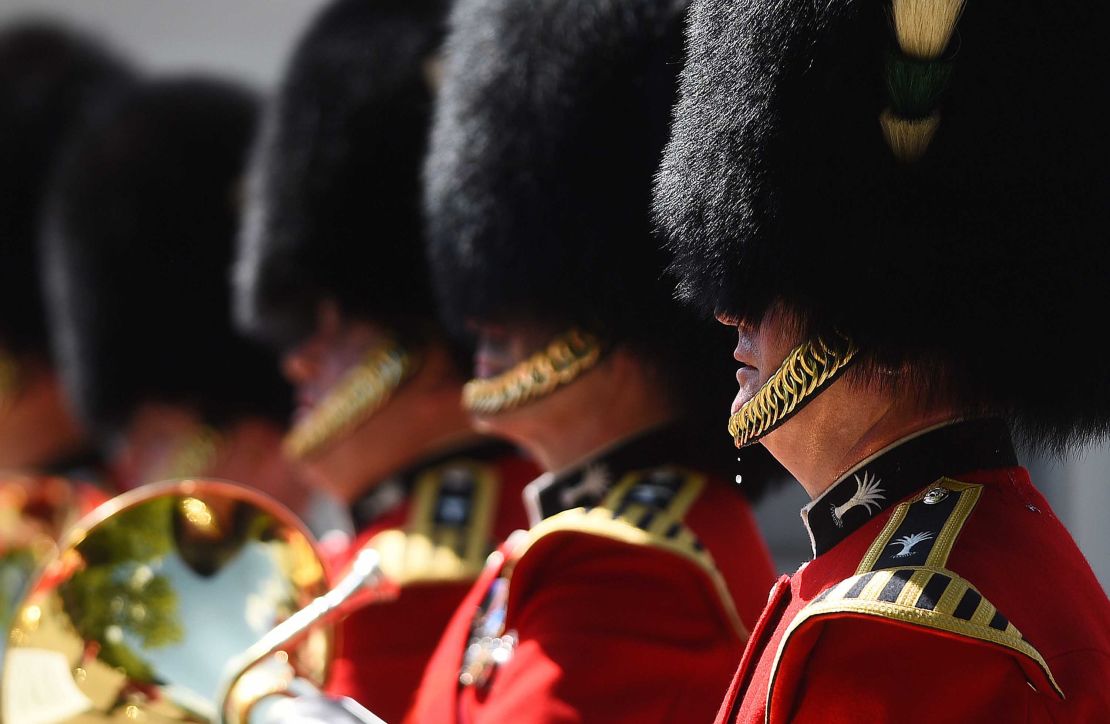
<box><xmin>892</xmin><ymin>0</ymin><xmax>966</xmax><ymax>60</ymax></box>
<box><xmin>880</xmin><ymin>108</ymin><xmax>939</xmax><ymax>162</ymax></box>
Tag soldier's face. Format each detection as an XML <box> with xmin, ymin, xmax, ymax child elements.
<box><xmin>471</xmin><ymin>323</ymin><xmax>559</xmax><ymax>380</ymax></box>
<box><xmin>717</xmin><ymin>305</ymin><xmax>801</xmax><ymax>416</ymax></box>
<box><xmin>281</xmin><ymin>300</ymin><xmax>390</xmax><ymax>427</ymax></box>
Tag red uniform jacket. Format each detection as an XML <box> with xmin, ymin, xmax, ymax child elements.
<box><xmin>323</xmin><ymin>443</ymin><xmax>535</xmax><ymax>722</ymax></box>
<box><xmin>719</xmin><ymin>419</ymin><xmax>1110</xmax><ymax>723</ymax></box>
<box><xmin>407</xmin><ymin>426</ymin><xmax>777</xmax><ymax>724</ymax></box>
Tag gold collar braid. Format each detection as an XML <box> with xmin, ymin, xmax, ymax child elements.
<box><xmin>284</xmin><ymin>341</ymin><xmax>417</xmax><ymax>460</ymax></box>
<box><xmin>728</xmin><ymin>333</ymin><xmax>858</xmax><ymax>448</ymax></box>
<box><xmin>462</xmin><ymin>329</ymin><xmax>602</xmax><ymax>415</ymax></box>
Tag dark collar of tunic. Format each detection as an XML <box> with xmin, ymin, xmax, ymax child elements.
<box><xmin>348</xmin><ymin>440</ymin><xmax>512</xmax><ymax>532</ymax></box>
<box><xmin>524</xmin><ymin>423</ymin><xmax>703</xmax><ymax>525</ymax></box>
<box><xmin>801</xmin><ymin>418</ymin><xmax>1016</xmax><ymax>558</ymax></box>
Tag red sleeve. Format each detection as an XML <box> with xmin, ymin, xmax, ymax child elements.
<box><xmin>463</xmin><ymin>533</ymin><xmax>744</xmax><ymax>724</ymax></box>
<box><xmin>326</xmin><ymin>581</ymin><xmax>473</xmax><ymax>723</ymax></box>
<box><xmin>772</xmin><ymin>618</ymin><xmax>1049</xmax><ymax>724</ymax></box>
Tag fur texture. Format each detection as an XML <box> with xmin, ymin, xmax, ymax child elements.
<box><xmin>654</xmin><ymin>0</ymin><xmax>1110</xmax><ymax>450</ymax></box>
<box><xmin>0</xmin><ymin>22</ymin><xmax>133</xmax><ymax>357</ymax></box>
<box><xmin>426</xmin><ymin>0</ymin><xmax>782</xmax><ymax>495</ymax></box>
<box><xmin>234</xmin><ymin>0</ymin><xmax>448</xmax><ymax>348</ymax></box>
<box><xmin>41</xmin><ymin>78</ymin><xmax>289</xmax><ymax>439</ymax></box>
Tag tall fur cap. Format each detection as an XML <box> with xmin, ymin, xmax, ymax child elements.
<box><xmin>425</xmin><ymin>0</ymin><xmax>690</xmax><ymax>340</ymax></box>
<box><xmin>654</xmin><ymin>0</ymin><xmax>1110</xmax><ymax>450</ymax></box>
<box><xmin>41</xmin><ymin>77</ymin><xmax>290</xmax><ymax>439</ymax></box>
<box><xmin>0</xmin><ymin>22</ymin><xmax>133</xmax><ymax>357</ymax></box>
<box><xmin>234</xmin><ymin>0</ymin><xmax>447</xmax><ymax>348</ymax></box>
<box><xmin>426</xmin><ymin>0</ymin><xmax>784</xmax><ymax>496</ymax></box>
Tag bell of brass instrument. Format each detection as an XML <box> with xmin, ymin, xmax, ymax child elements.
<box><xmin>1</xmin><ymin>474</ymin><xmax>105</xmax><ymax>670</ymax></box>
<box><xmin>0</xmin><ymin>478</ymin><xmax>370</xmax><ymax>723</ymax></box>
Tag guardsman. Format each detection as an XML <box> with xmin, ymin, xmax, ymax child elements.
<box><xmin>0</xmin><ymin>22</ymin><xmax>133</xmax><ymax>639</ymax></box>
<box><xmin>232</xmin><ymin>1</ymin><xmax>535</xmax><ymax>719</ymax></box>
<box><xmin>654</xmin><ymin>0</ymin><xmax>1110</xmax><ymax>720</ymax></box>
<box><xmin>406</xmin><ymin>1</ymin><xmax>780</xmax><ymax>721</ymax></box>
<box><xmin>40</xmin><ymin>76</ymin><xmax>308</xmax><ymax>514</ymax></box>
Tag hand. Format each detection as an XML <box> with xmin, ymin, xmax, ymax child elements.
<box><xmin>252</xmin><ymin>694</ymin><xmax>385</xmax><ymax>724</ymax></box>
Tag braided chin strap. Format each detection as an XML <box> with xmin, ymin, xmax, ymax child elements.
<box><xmin>156</xmin><ymin>426</ymin><xmax>223</xmax><ymax>480</ymax></box>
<box><xmin>728</xmin><ymin>333</ymin><xmax>858</xmax><ymax>448</ymax></box>
<box><xmin>462</xmin><ymin>328</ymin><xmax>602</xmax><ymax>416</ymax></box>
<box><xmin>284</xmin><ymin>341</ymin><xmax>417</xmax><ymax>460</ymax></box>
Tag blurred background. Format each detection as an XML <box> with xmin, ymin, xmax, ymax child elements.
<box><xmin>1</xmin><ymin>0</ymin><xmax>1106</xmax><ymax>591</ymax></box>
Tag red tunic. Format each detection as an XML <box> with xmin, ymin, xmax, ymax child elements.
<box><xmin>323</xmin><ymin>443</ymin><xmax>536</xmax><ymax>723</ymax></box>
<box><xmin>407</xmin><ymin>426</ymin><xmax>777</xmax><ymax>724</ymax></box>
<box><xmin>718</xmin><ymin>420</ymin><xmax>1110</xmax><ymax>723</ymax></box>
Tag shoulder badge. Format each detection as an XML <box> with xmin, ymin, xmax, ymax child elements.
<box><xmin>513</xmin><ymin>466</ymin><xmax>747</xmax><ymax>637</ymax></box>
<box><xmin>367</xmin><ymin>460</ymin><xmax>499</xmax><ymax>585</ymax></box>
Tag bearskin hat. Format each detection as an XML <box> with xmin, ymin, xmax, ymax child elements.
<box><xmin>41</xmin><ymin>77</ymin><xmax>289</xmax><ymax>440</ymax></box>
<box><xmin>426</xmin><ymin>0</ymin><xmax>780</xmax><ymax>494</ymax></box>
<box><xmin>426</xmin><ymin>0</ymin><xmax>687</xmax><ymax>341</ymax></box>
<box><xmin>234</xmin><ymin>0</ymin><xmax>448</xmax><ymax>349</ymax></box>
<box><xmin>655</xmin><ymin>0</ymin><xmax>1110</xmax><ymax>450</ymax></box>
<box><xmin>0</xmin><ymin>22</ymin><xmax>133</xmax><ymax>358</ymax></box>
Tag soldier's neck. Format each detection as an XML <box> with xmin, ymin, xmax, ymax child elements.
<box><xmin>483</xmin><ymin>350</ymin><xmax>674</xmax><ymax>474</ymax></box>
<box><xmin>762</xmin><ymin>378</ymin><xmax>961</xmax><ymax>500</ymax></box>
<box><xmin>307</xmin><ymin>384</ymin><xmax>485</xmax><ymax>505</ymax></box>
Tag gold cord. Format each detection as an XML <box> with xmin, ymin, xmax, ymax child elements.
<box><xmin>728</xmin><ymin>333</ymin><xmax>858</xmax><ymax>448</ymax></box>
<box><xmin>462</xmin><ymin>329</ymin><xmax>602</xmax><ymax>415</ymax></box>
<box><xmin>284</xmin><ymin>341</ymin><xmax>417</xmax><ymax>460</ymax></box>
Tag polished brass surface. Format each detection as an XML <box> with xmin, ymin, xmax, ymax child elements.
<box><xmin>1</xmin><ymin>475</ymin><xmax>87</xmax><ymax>669</ymax></box>
<box><xmin>1</xmin><ymin>479</ymin><xmax>331</xmax><ymax>723</ymax></box>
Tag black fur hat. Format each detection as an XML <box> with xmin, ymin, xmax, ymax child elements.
<box><xmin>234</xmin><ymin>0</ymin><xmax>448</xmax><ymax>349</ymax></box>
<box><xmin>0</xmin><ymin>21</ymin><xmax>133</xmax><ymax>357</ymax></box>
<box><xmin>426</xmin><ymin>0</ymin><xmax>688</xmax><ymax>341</ymax></box>
<box><xmin>655</xmin><ymin>0</ymin><xmax>1110</xmax><ymax>450</ymax></box>
<box><xmin>427</xmin><ymin>0</ymin><xmax>781</xmax><ymax>494</ymax></box>
<box><xmin>41</xmin><ymin>77</ymin><xmax>289</xmax><ymax>440</ymax></box>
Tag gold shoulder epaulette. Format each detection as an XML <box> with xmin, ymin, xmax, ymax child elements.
<box><xmin>514</xmin><ymin>467</ymin><xmax>746</xmax><ymax>637</ymax></box>
<box><xmin>367</xmin><ymin>460</ymin><xmax>499</xmax><ymax>585</ymax></box>
<box><xmin>769</xmin><ymin>566</ymin><xmax>1063</xmax><ymax>701</ymax></box>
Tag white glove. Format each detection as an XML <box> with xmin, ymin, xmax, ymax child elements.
<box><xmin>252</xmin><ymin>694</ymin><xmax>386</xmax><ymax>724</ymax></box>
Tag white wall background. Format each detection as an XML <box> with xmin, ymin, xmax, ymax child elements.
<box><xmin>4</xmin><ymin>0</ymin><xmax>1105</xmax><ymax>591</ymax></box>
<box><xmin>0</xmin><ymin>0</ymin><xmax>326</xmax><ymax>88</ymax></box>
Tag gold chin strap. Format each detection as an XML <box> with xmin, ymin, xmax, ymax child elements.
<box><xmin>284</xmin><ymin>341</ymin><xmax>417</xmax><ymax>460</ymax></box>
<box><xmin>462</xmin><ymin>328</ymin><xmax>602</xmax><ymax>415</ymax></box>
<box><xmin>728</xmin><ymin>333</ymin><xmax>858</xmax><ymax>448</ymax></box>
<box><xmin>156</xmin><ymin>426</ymin><xmax>223</xmax><ymax>480</ymax></box>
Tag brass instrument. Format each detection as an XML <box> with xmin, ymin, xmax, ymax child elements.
<box><xmin>1</xmin><ymin>474</ymin><xmax>99</xmax><ymax>668</ymax></box>
<box><xmin>1</xmin><ymin>479</ymin><xmax>394</xmax><ymax>723</ymax></box>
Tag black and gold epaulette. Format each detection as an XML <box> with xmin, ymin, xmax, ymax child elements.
<box><xmin>770</xmin><ymin>566</ymin><xmax>1063</xmax><ymax>699</ymax></box>
<box><xmin>366</xmin><ymin>459</ymin><xmax>500</xmax><ymax>585</ymax></box>
<box><xmin>513</xmin><ymin>467</ymin><xmax>746</xmax><ymax>637</ymax></box>
<box><xmin>769</xmin><ymin>477</ymin><xmax>1063</xmax><ymax>710</ymax></box>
